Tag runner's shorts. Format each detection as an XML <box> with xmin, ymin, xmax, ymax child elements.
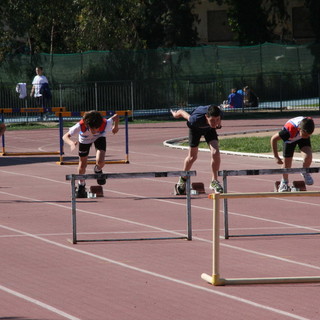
<box><xmin>282</xmin><ymin>138</ymin><xmax>311</xmax><ymax>158</ymax></box>
<box><xmin>78</xmin><ymin>137</ymin><xmax>106</xmax><ymax>157</ymax></box>
<box><xmin>188</xmin><ymin>127</ymin><xmax>218</xmax><ymax>148</ymax></box>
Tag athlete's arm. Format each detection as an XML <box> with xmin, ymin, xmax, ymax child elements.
<box><xmin>170</xmin><ymin>109</ymin><xmax>190</xmax><ymax>121</ymax></box>
<box><xmin>270</xmin><ymin>133</ymin><xmax>283</xmax><ymax>165</ymax></box>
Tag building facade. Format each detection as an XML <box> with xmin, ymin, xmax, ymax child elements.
<box><xmin>193</xmin><ymin>0</ymin><xmax>316</xmax><ymax>45</ymax></box>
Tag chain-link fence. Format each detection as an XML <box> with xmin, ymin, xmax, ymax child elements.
<box><xmin>1</xmin><ymin>73</ymin><xmax>319</xmax><ymax>116</ymax></box>
<box><xmin>1</xmin><ymin>42</ymin><xmax>320</xmax><ymax>121</ymax></box>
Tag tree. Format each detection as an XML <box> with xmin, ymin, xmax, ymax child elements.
<box><xmin>138</xmin><ymin>0</ymin><xmax>199</xmax><ymax>48</ymax></box>
<box><xmin>75</xmin><ymin>0</ymin><xmax>146</xmax><ymax>51</ymax></box>
<box><xmin>0</xmin><ymin>0</ymin><xmax>80</xmax><ymax>57</ymax></box>
<box><xmin>0</xmin><ymin>0</ymin><xmax>200</xmax><ymax>57</ymax></box>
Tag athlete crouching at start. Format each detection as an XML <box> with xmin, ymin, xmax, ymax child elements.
<box><xmin>63</xmin><ymin>110</ymin><xmax>119</xmax><ymax>197</ymax></box>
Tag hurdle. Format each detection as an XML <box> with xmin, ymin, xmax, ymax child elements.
<box><xmin>56</xmin><ymin>110</ymin><xmax>131</xmax><ymax>165</ymax></box>
<box><xmin>201</xmin><ymin>191</ymin><xmax>320</xmax><ymax>286</ymax></box>
<box><xmin>0</xmin><ymin>107</ymin><xmax>65</xmax><ymax>156</ymax></box>
<box><xmin>65</xmin><ymin>170</ymin><xmax>196</xmax><ymax>244</ymax></box>
<box><xmin>219</xmin><ymin>167</ymin><xmax>320</xmax><ymax>239</ymax></box>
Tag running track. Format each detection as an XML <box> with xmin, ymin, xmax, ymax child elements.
<box><xmin>1</xmin><ymin>116</ymin><xmax>320</xmax><ymax>320</ymax></box>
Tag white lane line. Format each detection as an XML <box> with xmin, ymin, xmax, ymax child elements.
<box><xmin>0</xmin><ymin>284</ymin><xmax>81</xmax><ymax>320</ymax></box>
<box><xmin>1</xmin><ymin>172</ymin><xmax>320</xmax><ymax>270</ymax></box>
<box><xmin>1</xmin><ymin>189</ymin><xmax>320</xmax><ymax>272</ymax></box>
<box><xmin>0</xmin><ymin>224</ymin><xmax>311</xmax><ymax>320</ymax></box>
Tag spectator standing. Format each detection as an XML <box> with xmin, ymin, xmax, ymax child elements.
<box><xmin>30</xmin><ymin>66</ymin><xmax>50</xmax><ymax>108</ymax></box>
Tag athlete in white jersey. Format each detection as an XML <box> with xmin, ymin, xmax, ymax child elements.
<box><xmin>63</xmin><ymin>111</ymin><xmax>119</xmax><ymax>197</ymax></box>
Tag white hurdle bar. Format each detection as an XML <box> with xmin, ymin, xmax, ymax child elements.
<box><xmin>65</xmin><ymin>170</ymin><xmax>196</xmax><ymax>244</ymax></box>
<box><xmin>202</xmin><ymin>191</ymin><xmax>320</xmax><ymax>286</ymax></box>
<box><xmin>218</xmin><ymin>167</ymin><xmax>320</xmax><ymax>239</ymax></box>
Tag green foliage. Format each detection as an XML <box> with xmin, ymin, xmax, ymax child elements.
<box><xmin>76</xmin><ymin>0</ymin><xmax>146</xmax><ymax>51</ymax></box>
<box><xmin>138</xmin><ymin>0</ymin><xmax>199</xmax><ymax>48</ymax></box>
<box><xmin>0</xmin><ymin>0</ymin><xmax>80</xmax><ymax>56</ymax></box>
<box><xmin>0</xmin><ymin>0</ymin><xmax>200</xmax><ymax>59</ymax></box>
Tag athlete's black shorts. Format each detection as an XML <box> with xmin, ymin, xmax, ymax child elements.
<box><xmin>78</xmin><ymin>137</ymin><xmax>106</xmax><ymax>157</ymax></box>
<box><xmin>188</xmin><ymin>127</ymin><xmax>218</xmax><ymax>148</ymax></box>
<box><xmin>282</xmin><ymin>138</ymin><xmax>311</xmax><ymax>158</ymax></box>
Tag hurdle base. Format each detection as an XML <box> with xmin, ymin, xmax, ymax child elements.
<box><xmin>73</xmin><ymin>236</ymin><xmax>189</xmax><ymax>244</ymax></box>
<box><xmin>1</xmin><ymin>151</ymin><xmax>60</xmax><ymax>156</ymax></box>
<box><xmin>201</xmin><ymin>273</ymin><xmax>225</xmax><ymax>286</ymax></box>
<box><xmin>57</xmin><ymin>159</ymin><xmax>129</xmax><ymax>165</ymax></box>
<box><xmin>201</xmin><ymin>273</ymin><xmax>320</xmax><ymax>286</ymax></box>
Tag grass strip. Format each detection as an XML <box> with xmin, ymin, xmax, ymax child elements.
<box><xmin>194</xmin><ymin>134</ymin><xmax>320</xmax><ymax>153</ymax></box>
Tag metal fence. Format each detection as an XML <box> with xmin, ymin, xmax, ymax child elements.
<box><xmin>1</xmin><ymin>72</ymin><xmax>320</xmax><ymax>122</ymax></box>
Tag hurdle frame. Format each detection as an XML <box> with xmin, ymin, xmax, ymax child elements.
<box><xmin>218</xmin><ymin>167</ymin><xmax>320</xmax><ymax>239</ymax></box>
<box><xmin>0</xmin><ymin>107</ymin><xmax>65</xmax><ymax>156</ymax></box>
<box><xmin>57</xmin><ymin>110</ymin><xmax>131</xmax><ymax>165</ymax></box>
<box><xmin>65</xmin><ymin>170</ymin><xmax>196</xmax><ymax>244</ymax></box>
<box><xmin>201</xmin><ymin>191</ymin><xmax>320</xmax><ymax>286</ymax></box>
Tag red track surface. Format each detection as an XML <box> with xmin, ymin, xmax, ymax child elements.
<box><xmin>1</xmin><ymin>117</ymin><xmax>320</xmax><ymax>320</ymax></box>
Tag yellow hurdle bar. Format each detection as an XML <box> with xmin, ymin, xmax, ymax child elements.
<box><xmin>208</xmin><ymin>191</ymin><xmax>320</xmax><ymax>200</ymax></box>
<box><xmin>1</xmin><ymin>107</ymin><xmax>66</xmax><ymax>113</ymax></box>
<box><xmin>54</xmin><ymin>110</ymin><xmax>131</xmax><ymax>117</ymax></box>
<box><xmin>20</xmin><ymin>107</ymin><xmax>66</xmax><ymax>113</ymax></box>
<box><xmin>0</xmin><ymin>107</ymin><xmax>66</xmax><ymax>157</ymax></box>
<box><xmin>0</xmin><ymin>108</ymin><xmax>16</xmax><ymax>113</ymax></box>
<box><xmin>1</xmin><ymin>151</ymin><xmax>60</xmax><ymax>156</ymax></box>
<box><xmin>202</xmin><ymin>191</ymin><xmax>320</xmax><ymax>286</ymax></box>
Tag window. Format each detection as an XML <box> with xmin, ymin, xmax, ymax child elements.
<box><xmin>292</xmin><ymin>6</ymin><xmax>315</xmax><ymax>39</ymax></box>
<box><xmin>207</xmin><ymin>10</ymin><xmax>233</xmax><ymax>42</ymax></box>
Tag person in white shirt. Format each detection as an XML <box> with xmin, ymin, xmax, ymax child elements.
<box><xmin>30</xmin><ymin>66</ymin><xmax>49</xmax><ymax>108</ymax></box>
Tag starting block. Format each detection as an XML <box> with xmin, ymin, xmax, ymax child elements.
<box><xmin>274</xmin><ymin>180</ymin><xmax>306</xmax><ymax>192</ymax></box>
<box><xmin>174</xmin><ymin>182</ymin><xmax>205</xmax><ymax>195</ymax></box>
<box><xmin>292</xmin><ymin>180</ymin><xmax>307</xmax><ymax>191</ymax></box>
<box><xmin>191</xmin><ymin>182</ymin><xmax>205</xmax><ymax>194</ymax></box>
<box><xmin>90</xmin><ymin>185</ymin><xmax>104</xmax><ymax>197</ymax></box>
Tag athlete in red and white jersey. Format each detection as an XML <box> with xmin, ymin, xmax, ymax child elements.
<box><xmin>63</xmin><ymin>110</ymin><xmax>119</xmax><ymax>197</ymax></box>
<box><xmin>282</xmin><ymin>116</ymin><xmax>308</xmax><ymax>143</ymax></box>
<box><xmin>68</xmin><ymin>117</ymin><xmax>113</xmax><ymax>144</ymax></box>
<box><xmin>271</xmin><ymin>116</ymin><xmax>315</xmax><ymax>192</ymax></box>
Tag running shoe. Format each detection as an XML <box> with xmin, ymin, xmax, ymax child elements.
<box><xmin>176</xmin><ymin>176</ymin><xmax>186</xmax><ymax>195</ymax></box>
<box><xmin>278</xmin><ymin>180</ymin><xmax>290</xmax><ymax>192</ymax></box>
<box><xmin>209</xmin><ymin>180</ymin><xmax>223</xmax><ymax>193</ymax></box>
<box><xmin>301</xmin><ymin>172</ymin><xmax>314</xmax><ymax>185</ymax></box>
<box><xmin>94</xmin><ymin>165</ymin><xmax>106</xmax><ymax>185</ymax></box>
<box><xmin>76</xmin><ymin>184</ymin><xmax>87</xmax><ymax>198</ymax></box>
